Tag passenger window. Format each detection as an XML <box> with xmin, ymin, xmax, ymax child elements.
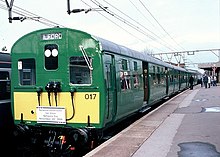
<box><xmin>18</xmin><ymin>59</ymin><xmax>36</xmax><ymax>85</ymax></box>
<box><xmin>120</xmin><ymin>71</ymin><xmax>130</xmax><ymax>90</ymax></box>
<box><xmin>105</xmin><ymin>64</ymin><xmax>112</xmax><ymax>89</ymax></box>
<box><xmin>69</xmin><ymin>56</ymin><xmax>92</xmax><ymax>85</ymax></box>
<box><xmin>121</xmin><ymin>59</ymin><xmax>128</xmax><ymax>70</ymax></box>
<box><xmin>152</xmin><ymin>73</ymin><xmax>157</xmax><ymax>85</ymax></box>
<box><xmin>103</xmin><ymin>55</ymin><xmax>112</xmax><ymax>89</ymax></box>
<box><xmin>133</xmin><ymin>61</ymin><xmax>137</xmax><ymax>71</ymax></box>
<box><xmin>157</xmin><ymin>73</ymin><xmax>161</xmax><ymax>84</ymax></box>
<box><xmin>133</xmin><ymin>61</ymin><xmax>139</xmax><ymax>88</ymax></box>
<box><xmin>120</xmin><ymin>59</ymin><xmax>131</xmax><ymax>90</ymax></box>
<box><xmin>133</xmin><ymin>74</ymin><xmax>139</xmax><ymax>88</ymax></box>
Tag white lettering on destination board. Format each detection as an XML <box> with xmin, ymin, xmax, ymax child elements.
<box><xmin>41</xmin><ymin>32</ymin><xmax>62</xmax><ymax>40</ymax></box>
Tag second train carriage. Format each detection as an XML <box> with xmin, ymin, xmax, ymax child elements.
<box><xmin>0</xmin><ymin>52</ymin><xmax>11</xmax><ymax>100</ymax></box>
<box><xmin>10</xmin><ymin>27</ymin><xmax>198</xmax><ymax>155</ymax></box>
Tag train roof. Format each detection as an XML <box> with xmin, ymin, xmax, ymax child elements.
<box><xmin>186</xmin><ymin>68</ymin><xmax>203</xmax><ymax>75</ymax></box>
<box><xmin>95</xmin><ymin>36</ymin><xmax>168</xmax><ymax>65</ymax></box>
<box><xmin>94</xmin><ymin>36</ymin><xmax>187</xmax><ymax>72</ymax></box>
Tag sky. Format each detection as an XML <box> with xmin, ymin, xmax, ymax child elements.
<box><xmin>0</xmin><ymin>0</ymin><xmax>220</xmax><ymax>67</ymax></box>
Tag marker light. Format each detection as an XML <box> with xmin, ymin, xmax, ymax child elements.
<box><xmin>52</xmin><ymin>49</ymin><xmax>58</xmax><ymax>57</ymax></box>
<box><xmin>45</xmin><ymin>49</ymin><xmax>51</xmax><ymax>57</ymax></box>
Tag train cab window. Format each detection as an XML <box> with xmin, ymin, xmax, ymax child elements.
<box><xmin>69</xmin><ymin>56</ymin><xmax>92</xmax><ymax>85</ymax></box>
<box><xmin>18</xmin><ymin>59</ymin><xmax>36</xmax><ymax>85</ymax></box>
<box><xmin>44</xmin><ymin>44</ymin><xmax>58</xmax><ymax>70</ymax></box>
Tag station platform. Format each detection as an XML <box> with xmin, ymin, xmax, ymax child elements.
<box><xmin>85</xmin><ymin>85</ymin><xmax>220</xmax><ymax>157</ymax></box>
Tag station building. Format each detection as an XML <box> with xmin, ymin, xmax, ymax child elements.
<box><xmin>198</xmin><ymin>61</ymin><xmax>219</xmax><ymax>84</ymax></box>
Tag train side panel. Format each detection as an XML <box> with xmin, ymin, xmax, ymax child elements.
<box><xmin>148</xmin><ymin>63</ymin><xmax>167</xmax><ymax>105</ymax></box>
<box><xmin>0</xmin><ymin>52</ymin><xmax>11</xmax><ymax>100</ymax></box>
<box><xmin>103</xmin><ymin>53</ymin><xmax>144</xmax><ymax>124</ymax></box>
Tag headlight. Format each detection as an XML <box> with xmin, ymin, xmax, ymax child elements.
<box><xmin>44</xmin><ymin>49</ymin><xmax>51</xmax><ymax>57</ymax></box>
<box><xmin>52</xmin><ymin>49</ymin><xmax>58</xmax><ymax>57</ymax></box>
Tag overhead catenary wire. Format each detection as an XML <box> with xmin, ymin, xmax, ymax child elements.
<box><xmin>128</xmin><ymin>0</ymin><xmax>163</xmax><ymax>36</ymax></box>
<box><xmin>96</xmin><ymin>0</ymin><xmax>189</xmax><ymax>63</ymax></box>
<box><xmin>0</xmin><ymin>0</ymin><xmax>65</xmax><ymax>27</ymax></box>
<box><xmin>81</xmin><ymin>0</ymin><xmax>164</xmax><ymax>52</ymax></box>
<box><xmin>1</xmin><ymin>0</ymin><xmax>182</xmax><ymax>53</ymax></box>
<box><xmin>80</xmin><ymin>0</ymin><xmax>146</xmax><ymax>43</ymax></box>
<box><xmin>89</xmin><ymin>0</ymin><xmax>182</xmax><ymax>52</ymax></box>
<box><xmin>90</xmin><ymin>0</ymin><xmax>158</xmax><ymax>41</ymax></box>
<box><xmin>102</xmin><ymin>0</ymin><xmax>179</xmax><ymax>52</ymax></box>
<box><xmin>128</xmin><ymin>0</ymin><xmax>179</xmax><ymax>50</ymax></box>
<box><xmin>138</xmin><ymin>0</ymin><xmax>186</xmax><ymax>51</ymax></box>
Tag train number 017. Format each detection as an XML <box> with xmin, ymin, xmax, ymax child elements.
<box><xmin>85</xmin><ymin>94</ymin><xmax>96</xmax><ymax>100</ymax></box>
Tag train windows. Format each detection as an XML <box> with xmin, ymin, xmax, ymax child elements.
<box><xmin>157</xmin><ymin>67</ymin><xmax>160</xmax><ymax>73</ymax></box>
<box><xmin>18</xmin><ymin>59</ymin><xmax>36</xmax><ymax>85</ymax></box>
<box><xmin>120</xmin><ymin>71</ymin><xmax>130</xmax><ymax>90</ymax></box>
<box><xmin>152</xmin><ymin>73</ymin><xmax>156</xmax><ymax>85</ymax></box>
<box><xmin>120</xmin><ymin>59</ymin><xmax>131</xmax><ymax>90</ymax></box>
<box><xmin>153</xmin><ymin>66</ymin><xmax>155</xmax><ymax>73</ymax></box>
<box><xmin>160</xmin><ymin>67</ymin><xmax>165</xmax><ymax>84</ymax></box>
<box><xmin>103</xmin><ymin>55</ymin><xmax>113</xmax><ymax>89</ymax></box>
<box><xmin>170</xmin><ymin>75</ymin><xmax>174</xmax><ymax>82</ymax></box>
<box><xmin>69</xmin><ymin>56</ymin><xmax>92</xmax><ymax>85</ymax></box>
<box><xmin>121</xmin><ymin>59</ymin><xmax>128</xmax><ymax>70</ymax></box>
<box><xmin>133</xmin><ymin>73</ymin><xmax>139</xmax><ymax>88</ymax></box>
<box><xmin>133</xmin><ymin>61</ymin><xmax>137</xmax><ymax>71</ymax></box>
<box><xmin>157</xmin><ymin>74</ymin><xmax>161</xmax><ymax>84</ymax></box>
<box><xmin>0</xmin><ymin>71</ymin><xmax>10</xmax><ymax>99</ymax></box>
<box><xmin>44</xmin><ymin>44</ymin><xmax>58</xmax><ymax>70</ymax></box>
<box><xmin>133</xmin><ymin>61</ymin><xmax>139</xmax><ymax>88</ymax></box>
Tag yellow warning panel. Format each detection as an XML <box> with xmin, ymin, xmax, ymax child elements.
<box><xmin>13</xmin><ymin>92</ymin><xmax>100</xmax><ymax>124</ymax></box>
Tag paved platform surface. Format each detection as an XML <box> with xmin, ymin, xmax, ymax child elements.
<box><xmin>85</xmin><ymin>85</ymin><xmax>220</xmax><ymax>157</ymax></box>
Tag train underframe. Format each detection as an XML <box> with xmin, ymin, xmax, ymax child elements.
<box><xmin>14</xmin><ymin>123</ymin><xmax>101</xmax><ymax>156</ymax></box>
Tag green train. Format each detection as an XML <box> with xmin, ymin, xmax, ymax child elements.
<box><xmin>0</xmin><ymin>52</ymin><xmax>11</xmax><ymax>100</ymax></box>
<box><xmin>11</xmin><ymin>27</ymin><xmax>200</xmax><ymax>155</ymax></box>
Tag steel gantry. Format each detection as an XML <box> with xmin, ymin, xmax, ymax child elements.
<box><xmin>151</xmin><ymin>49</ymin><xmax>220</xmax><ymax>66</ymax></box>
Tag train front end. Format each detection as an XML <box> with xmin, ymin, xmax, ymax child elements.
<box><xmin>11</xmin><ymin>28</ymin><xmax>104</xmax><ymax>155</ymax></box>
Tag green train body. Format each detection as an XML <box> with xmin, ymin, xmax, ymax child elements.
<box><xmin>10</xmin><ymin>27</ymin><xmax>200</xmax><ymax>155</ymax></box>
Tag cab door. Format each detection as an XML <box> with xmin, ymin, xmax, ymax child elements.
<box><xmin>103</xmin><ymin>54</ymin><xmax>117</xmax><ymax>123</ymax></box>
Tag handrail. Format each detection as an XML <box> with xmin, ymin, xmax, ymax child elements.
<box><xmin>79</xmin><ymin>45</ymin><xmax>93</xmax><ymax>71</ymax></box>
